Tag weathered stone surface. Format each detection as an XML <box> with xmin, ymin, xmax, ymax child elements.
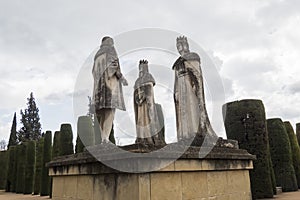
<box><xmin>92</xmin><ymin>36</ymin><xmax>128</xmax><ymax>143</ymax></box>
<box><xmin>173</xmin><ymin>36</ymin><xmax>217</xmax><ymax>140</ymax></box>
<box><xmin>134</xmin><ymin>60</ymin><xmax>165</xmax><ymax>145</ymax></box>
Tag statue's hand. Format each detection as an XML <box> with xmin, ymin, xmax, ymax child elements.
<box><xmin>121</xmin><ymin>77</ymin><xmax>128</xmax><ymax>86</ymax></box>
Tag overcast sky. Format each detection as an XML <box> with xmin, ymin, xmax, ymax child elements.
<box><xmin>1</xmin><ymin>0</ymin><xmax>300</xmax><ymax>145</ymax></box>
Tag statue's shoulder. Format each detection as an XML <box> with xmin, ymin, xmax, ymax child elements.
<box><xmin>183</xmin><ymin>52</ymin><xmax>200</xmax><ymax>62</ymax></box>
<box><xmin>172</xmin><ymin>57</ymin><xmax>184</xmax><ymax>70</ymax></box>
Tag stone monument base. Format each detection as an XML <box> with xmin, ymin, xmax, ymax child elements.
<box><xmin>48</xmin><ymin>143</ymin><xmax>254</xmax><ymax>200</ymax></box>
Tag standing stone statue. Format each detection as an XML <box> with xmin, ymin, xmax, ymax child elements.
<box><xmin>173</xmin><ymin>36</ymin><xmax>217</xmax><ymax>140</ymax></box>
<box><xmin>92</xmin><ymin>36</ymin><xmax>128</xmax><ymax>143</ymax></box>
<box><xmin>134</xmin><ymin>60</ymin><xmax>165</xmax><ymax>145</ymax></box>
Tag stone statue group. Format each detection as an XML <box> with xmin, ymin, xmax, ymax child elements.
<box><xmin>92</xmin><ymin>36</ymin><xmax>217</xmax><ymax>145</ymax></box>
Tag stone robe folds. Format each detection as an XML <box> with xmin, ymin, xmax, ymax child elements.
<box><xmin>92</xmin><ymin>50</ymin><xmax>126</xmax><ymax>111</ymax></box>
<box><xmin>173</xmin><ymin>52</ymin><xmax>216</xmax><ymax>140</ymax></box>
<box><xmin>134</xmin><ymin>74</ymin><xmax>161</xmax><ymax>145</ymax></box>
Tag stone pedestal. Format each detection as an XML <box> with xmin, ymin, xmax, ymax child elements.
<box><xmin>48</xmin><ymin>144</ymin><xmax>254</xmax><ymax>200</ymax></box>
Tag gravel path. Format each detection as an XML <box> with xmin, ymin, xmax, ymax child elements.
<box><xmin>0</xmin><ymin>191</ymin><xmax>50</xmax><ymax>200</ymax></box>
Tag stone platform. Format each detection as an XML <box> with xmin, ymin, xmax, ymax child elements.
<box><xmin>48</xmin><ymin>142</ymin><xmax>255</xmax><ymax>200</ymax></box>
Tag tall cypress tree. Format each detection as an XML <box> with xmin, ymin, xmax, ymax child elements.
<box><xmin>40</xmin><ymin>131</ymin><xmax>52</xmax><ymax>196</ymax></box>
<box><xmin>296</xmin><ymin>123</ymin><xmax>300</xmax><ymax>147</ymax></box>
<box><xmin>18</xmin><ymin>92</ymin><xmax>42</xmax><ymax>142</ymax></box>
<box><xmin>223</xmin><ymin>100</ymin><xmax>274</xmax><ymax>199</ymax></box>
<box><xmin>23</xmin><ymin>141</ymin><xmax>36</xmax><ymax>194</ymax></box>
<box><xmin>284</xmin><ymin>121</ymin><xmax>300</xmax><ymax>188</ymax></box>
<box><xmin>6</xmin><ymin>146</ymin><xmax>16</xmax><ymax>192</ymax></box>
<box><xmin>8</xmin><ymin>113</ymin><xmax>18</xmax><ymax>149</ymax></box>
<box><xmin>267</xmin><ymin>118</ymin><xmax>298</xmax><ymax>192</ymax></box>
<box><xmin>59</xmin><ymin>124</ymin><xmax>74</xmax><ymax>156</ymax></box>
<box><xmin>16</xmin><ymin>143</ymin><xmax>26</xmax><ymax>193</ymax></box>
<box><xmin>33</xmin><ymin>138</ymin><xmax>44</xmax><ymax>195</ymax></box>
<box><xmin>52</xmin><ymin>131</ymin><xmax>61</xmax><ymax>158</ymax></box>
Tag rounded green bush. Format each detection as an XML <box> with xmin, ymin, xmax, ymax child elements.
<box><xmin>223</xmin><ymin>99</ymin><xmax>274</xmax><ymax>199</ymax></box>
<box><xmin>267</xmin><ymin>118</ymin><xmax>298</xmax><ymax>192</ymax></box>
<box><xmin>59</xmin><ymin>124</ymin><xmax>74</xmax><ymax>156</ymax></box>
<box><xmin>284</xmin><ymin>121</ymin><xmax>300</xmax><ymax>188</ymax></box>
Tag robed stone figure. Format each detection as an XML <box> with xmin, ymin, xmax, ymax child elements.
<box><xmin>173</xmin><ymin>36</ymin><xmax>217</xmax><ymax>140</ymax></box>
<box><xmin>92</xmin><ymin>36</ymin><xmax>128</xmax><ymax>143</ymax></box>
<box><xmin>134</xmin><ymin>60</ymin><xmax>165</xmax><ymax>145</ymax></box>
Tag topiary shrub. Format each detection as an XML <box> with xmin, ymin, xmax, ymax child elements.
<box><xmin>267</xmin><ymin>118</ymin><xmax>298</xmax><ymax>192</ymax></box>
<box><xmin>52</xmin><ymin>131</ymin><xmax>61</xmax><ymax>158</ymax></box>
<box><xmin>223</xmin><ymin>99</ymin><xmax>274</xmax><ymax>199</ymax></box>
<box><xmin>16</xmin><ymin>143</ymin><xmax>26</xmax><ymax>193</ymax></box>
<box><xmin>0</xmin><ymin>150</ymin><xmax>8</xmax><ymax>190</ymax></box>
<box><xmin>33</xmin><ymin>138</ymin><xmax>44</xmax><ymax>195</ymax></box>
<box><xmin>296</xmin><ymin>123</ymin><xmax>300</xmax><ymax>147</ymax></box>
<box><xmin>6</xmin><ymin>146</ymin><xmax>16</xmax><ymax>192</ymax></box>
<box><xmin>59</xmin><ymin>124</ymin><xmax>74</xmax><ymax>156</ymax></box>
<box><xmin>23</xmin><ymin>140</ymin><xmax>36</xmax><ymax>194</ymax></box>
<box><xmin>76</xmin><ymin>116</ymin><xmax>94</xmax><ymax>153</ymax></box>
<box><xmin>40</xmin><ymin>131</ymin><xmax>52</xmax><ymax>196</ymax></box>
<box><xmin>284</xmin><ymin>121</ymin><xmax>300</xmax><ymax>188</ymax></box>
<box><xmin>12</xmin><ymin>144</ymin><xmax>19</xmax><ymax>192</ymax></box>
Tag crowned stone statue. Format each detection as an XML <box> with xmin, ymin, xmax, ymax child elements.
<box><xmin>92</xmin><ymin>36</ymin><xmax>128</xmax><ymax>143</ymax></box>
<box><xmin>173</xmin><ymin>36</ymin><xmax>217</xmax><ymax>141</ymax></box>
<box><xmin>134</xmin><ymin>60</ymin><xmax>165</xmax><ymax>145</ymax></box>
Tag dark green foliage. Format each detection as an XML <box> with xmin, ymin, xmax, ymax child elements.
<box><xmin>0</xmin><ymin>151</ymin><xmax>8</xmax><ymax>190</ymax></box>
<box><xmin>6</xmin><ymin>146</ymin><xmax>16</xmax><ymax>192</ymax></box>
<box><xmin>24</xmin><ymin>141</ymin><xmax>36</xmax><ymax>194</ymax></box>
<box><xmin>223</xmin><ymin>99</ymin><xmax>274</xmax><ymax>199</ymax></box>
<box><xmin>18</xmin><ymin>92</ymin><xmax>42</xmax><ymax>142</ymax></box>
<box><xmin>12</xmin><ymin>145</ymin><xmax>19</xmax><ymax>192</ymax></box>
<box><xmin>76</xmin><ymin>116</ymin><xmax>94</xmax><ymax>153</ymax></box>
<box><xmin>268</xmin><ymin>148</ymin><xmax>277</xmax><ymax>194</ymax></box>
<box><xmin>16</xmin><ymin>143</ymin><xmax>26</xmax><ymax>193</ymax></box>
<box><xmin>8</xmin><ymin>113</ymin><xmax>18</xmax><ymax>149</ymax></box>
<box><xmin>284</xmin><ymin>121</ymin><xmax>300</xmax><ymax>188</ymax></box>
<box><xmin>40</xmin><ymin>131</ymin><xmax>52</xmax><ymax>196</ymax></box>
<box><xmin>94</xmin><ymin>118</ymin><xmax>101</xmax><ymax>145</ymax></box>
<box><xmin>52</xmin><ymin>131</ymin><xmax>61</xmax><ymax>158</ymax></box>
<box><xmin>33</xmin><ymin>138</ymin><xmax>44</xmax><ymax>195</ymax></box>
<box><xmin>59</xmin><ymin>124</ymin><xmax>74</xmax><ymax>155</ymax></box>
<box><xmin>267</xmin><ymin>118</ymin><xmax>298</xmax><ymax>192</ymax></box>
<box><xmin>296</xmin><ymin>123</ymin><xmax>300</xmax><ymax>147</ymax></box>
<box><xmin>75</xmin><ymin>135</ymin><xmax>84</xmax><ymax>153</ymax></box>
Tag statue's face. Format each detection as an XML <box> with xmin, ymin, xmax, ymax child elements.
<box><xmin>177</xmin><ymin>41</ymin><xmax>189</xmax><ymax>55</ymax></box>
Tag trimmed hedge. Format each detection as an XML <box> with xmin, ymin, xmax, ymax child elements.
<box><xmin>40</xmin><ymin>131</ymin><xmax>52</xmax><ymax>196</ymax></box>
<box><xmin>223</xmin><ymin>99</ymin><xmax>274</xmax><ymax>199</ymax></box>
<box><xmin>267</xmin><ymin>118</ymin><xmax>298</xmax><ymax>192</ymax></box>
<box><xmin>0</xmin><ymin>150</ymin><xmax>8</xmax><ymax>190</ymax></box>
<box><xmin>76</xmin><ymin>116</ymin><xmax>94</xmax><ymax>153</ymax></box>
<box><xmin>12</xmin><ymin>144</ymin><xmax>19</xmax><ymax>192</ymax></box>
<box><xmin>16</xmin><ymin>143</ymin><xmax>26</xmax><ymax>193</ymax></box>
<box><xmin>52</xmin><ymin>131</ymin><xmax>61</xmax><ymax>158</ymax></box>
<box><xmin>24</xmin><ymin>141</ymin><xmax>36</xmax><ymax>194</ymax></box>
<box><xmin>284</xmin><ymin>121</ymin><xmax>300</xmax><ymax>188</ymax></box>
<box><xmin>33</xmin><ymin>138</ymin><xmax>44</xmax><ymax>194</ymax></box>
<box><xmin>59</xmin><ymin>124</ymin><xmax>74</xmax><ymax>156</ymax></box>
<box><xmin>6</xmin><ymin>146</ymin><xmax>16</xmax><ymax>192</ymax></box>
<box><xmin>296</xmin><ymin>123</ymin><xmax>300</xmax><ymax>147</ymax></box>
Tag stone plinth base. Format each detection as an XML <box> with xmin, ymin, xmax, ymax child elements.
<box><xmin>48</xmin><ymin>145</ymin><xmax>254</xmax><ymax>200</ymax></box>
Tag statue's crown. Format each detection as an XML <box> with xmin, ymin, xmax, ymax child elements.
<box><xmin>139</xmin><ymin>59</ymin><xmax>149</xmax><ymax>72</ymax></box>
<box><xmin>139</xmin><ymin>59</ymin><xmax>148</xmax><ymax>65</ymax></box>
<box><xmin>176</xmin><ymin>36</ymin><xmax>188</xmax><ymax>43</ymax></box>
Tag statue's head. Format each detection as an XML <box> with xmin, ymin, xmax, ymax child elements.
<box><xmin>101</xmin><ymin>36</ymin><xmax>114</xmax><ymax>47</ymax></box>
<box><xmin>139</xmin><ymin>60</ymin><xmax>149</xmax><ymax>76</ymax></box>
<box><xmin>176</xmin><ymin>36</ymin><xmax>189</xmax><ymax>56</ymax></box>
